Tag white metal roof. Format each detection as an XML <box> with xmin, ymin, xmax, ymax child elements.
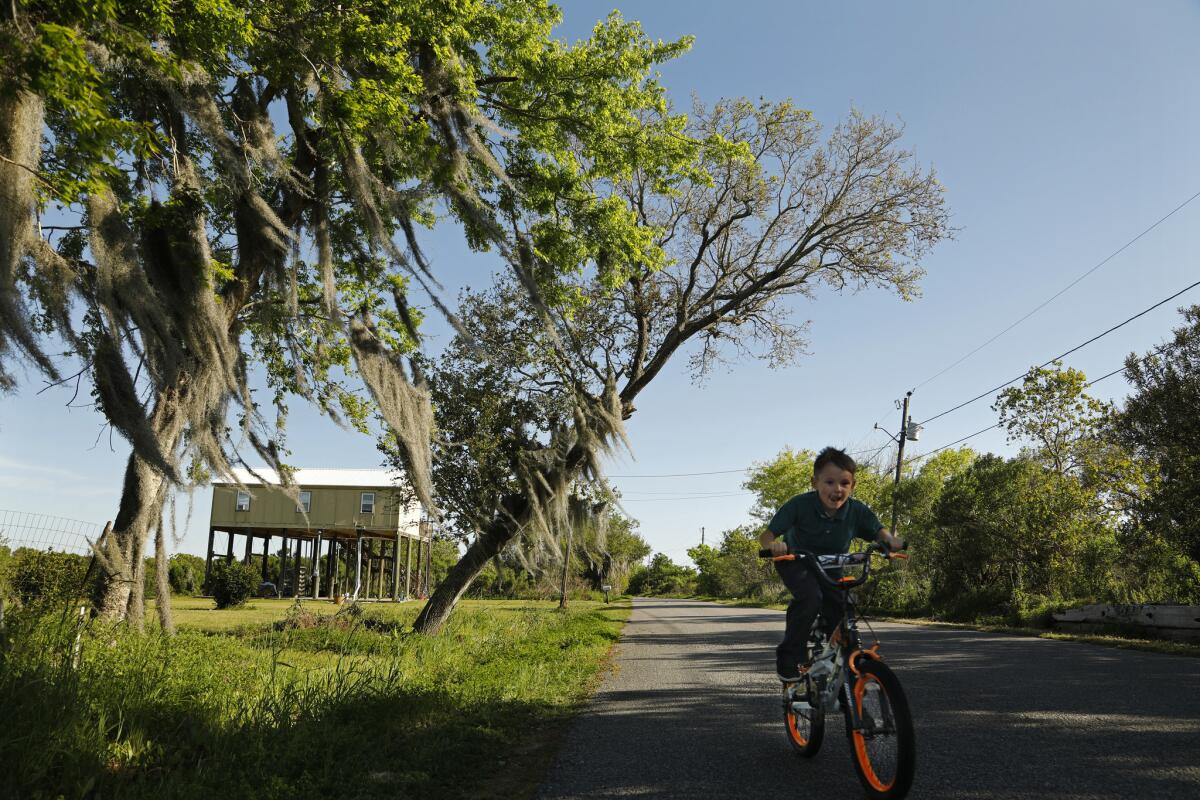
<box><xmin>212</xmin><ymin>468</ymin><xmax>404</xmax><ymax>488</ymax></box>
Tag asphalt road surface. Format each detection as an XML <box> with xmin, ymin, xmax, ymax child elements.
<box><xmin>535</xmin><ymin>597</ymin><xmax>1200</xmax><ymax>799</ymax></box>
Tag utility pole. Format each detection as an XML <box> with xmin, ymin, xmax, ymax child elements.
<box><xmin>701</xmin><ymin>526</ymin><xmax>705</xmax><ymax>546</ymax></box>
<box><xmin>889</xmin><ymin>391</ymin><xmax>912</xmax><ymax>534</ymax></box>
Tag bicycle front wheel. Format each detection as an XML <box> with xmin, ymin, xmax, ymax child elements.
<box><xmin>783</xmin><ymin>682</ymin><xmax>824</xmax><ymax>757</ymax></box>
<box><xmin>846</xmin><ymin>660</ymin><xmax>915</xmax><ymax>798</ymax></box>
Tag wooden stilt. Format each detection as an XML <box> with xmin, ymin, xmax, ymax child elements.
<box><xmin>312</xmin><ymin>533</ymin><xmax>323</xmax><ymax>599</ymax></box>
<box><xmin>405</xmin><ymin>535</ymin><xmax>413</xmax><ymax>597</ymax></box>
<box><xmin>354</xmin><ymin>531</ymin><xmax>363</xmax><ymax>600</ymax></box>
<box><xmin>364</xmin><ymin>540</ymin><xmax>373</xmax><ymax>600</ymax></box>
<box><xmin>292</xmin><ymin>537</ymin><xmax>302</xmax><ymax>597</ymax></box>
<box><xmin>391</xmin><ymin>533</ymin><xmax>401</xmax><ymax>601</ymax></box>
<box><xmin>204</xmin><ymin>528</ymin><xmax>215</xmax><ymax>590</ymax></box>
<box><xmin>280</xmin><ymin>537</ymin><xmax>290</xmax><ymax>595</ymax></box>
<box><xmin>262</xmin><ymin>534</ymin><xmax>272</xmax><ymax>582</ymax></box>
<box><xmin>328</xmin><ymin>538</ymin><xmax>339</xmax><ymax>601</ymax></box>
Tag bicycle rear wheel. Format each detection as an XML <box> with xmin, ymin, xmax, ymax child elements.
<box><xmin>846</xmin><ymin>660</ymin><xmax>915</xmax><ymax>798</ymax></box>
<box><xmin>783</xmin><ymin>681</ymin><xmax>824</xmax><ymax>757</ymax></box>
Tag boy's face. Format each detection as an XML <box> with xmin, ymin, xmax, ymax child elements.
<box><xmin>812</xmin><ymin>463</ymin><xmax>855</xmax><ymax>515</ymax></box>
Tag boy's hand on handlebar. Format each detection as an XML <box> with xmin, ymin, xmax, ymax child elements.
<box><xmin>879</xmin><ymin>530</ymin><xmax>906</xmax><ymax>553</ymax></box>
<box><xmin>768</xmin><ymin>538</ymin><xmax>790</xmax><ymax>556</ymax></box>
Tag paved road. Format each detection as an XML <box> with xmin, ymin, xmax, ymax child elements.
<box><xmin>535</xmin><ymin>597</ymin><xmax>1200</xmax><ymax>799</ymax></box>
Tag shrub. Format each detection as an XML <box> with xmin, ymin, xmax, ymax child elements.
<box><xmin>0</xmin><ymin>541</ymin><xmax>13</xmax><ymax>601</ymax></box>
<box><xmin>627</xmin><ymin>553</ymin><xmax>696</xmax><ymax>596</ymax></box>
<box><xmin>168</xmin><ymin>553</ymin><xmax>207</xmax><ymax>596</ymax></box>
<box><xmin>10</xmin><ymin>550</ymin><xmax>94</xmax><ymax>607</ymax></box>
<box><xmin>208</xmin><ymin>560</ymin><xmax>259</xmax><ymax>609</ymax></box>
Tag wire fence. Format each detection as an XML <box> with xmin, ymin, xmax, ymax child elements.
<box><xmin>0</xmin><ymin>510</ymin><xmax>103</xmax><ymax>556</ymax></box>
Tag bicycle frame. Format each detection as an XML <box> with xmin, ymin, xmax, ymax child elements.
<box><xmin>766</xmin><ymin>544</ymin><xmax>907</xmax><ymax>728</ymax></box>
<box><xmin>762</xmin><ymin>541</ymin><xmax>917</xmax><ymax>798</ymax></box>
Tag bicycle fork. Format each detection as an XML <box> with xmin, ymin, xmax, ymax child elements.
<box><xmin>840</xmin><ymin>673</ymin><xmax>897</xmax><ymax>737</ymax></box>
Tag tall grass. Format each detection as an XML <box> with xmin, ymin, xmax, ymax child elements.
<box><xmin>0</xmin><ymin>598</ymin><xmax>627</xmax><ymax>799</ymax></box>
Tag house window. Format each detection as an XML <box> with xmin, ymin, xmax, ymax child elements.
<box><xmin>297</xmin><ymin>491</ymin><xmax>311</xmax><ymax>513</ymax></box>
<box><xmin>235</xmin><ymin>491</ymin><xmax>251</xmax><ymax>512</ymax></box>
<box><xmin>360</xmin><ymin>492</ymin><xmax>375</xmax><ymax>514</ymax></box>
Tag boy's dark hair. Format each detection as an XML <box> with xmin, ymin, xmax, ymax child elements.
<box><xmin>814</xmin><ymin>446</ymin><xmax>857</xmax><ymax>475</ymax></box>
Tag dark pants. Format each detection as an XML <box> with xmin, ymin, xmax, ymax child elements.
<box><xmin>774</xmin><ymin>559</ymin><xmax>847</xmax><ymax>673</ymax></box>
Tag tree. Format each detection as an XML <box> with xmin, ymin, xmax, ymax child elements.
<box><xmin>928</xmin><ymin>454</ymin><xmax>1094</xmax><ymax>619</ymax></box>
<box><xmin>427</xmin><ymin>537</ymin><xmax>462</xmax><ymax>592</ymax></box>
<box><xmin>744</xmin><ymin>448</ymin><xmax>816</xmax><ymax>521</ymax></box>
<box><xmin>688</xmin><ymin>526</ymin><xmax>777</xmax><ymax>598</ymax></box>
<box><xmin>1</xmin><ymin>1</ymin><xmax>693</xmax><ymax>627</ymax></box>
<box><xmin>994</xmin><ymin>363</ymin><xmax>1113</xmax><ymax>478</ymax></box>
<box><xmin>1115</xmin><ymin>306</ymin><xmax>1200</xmax><ymax>565</ymax></box>
<box><xmin>744</xmin><ymin>446</ymin><xmax>891</xmax><ymax>525</ymax></box>
<box><xmin>627</xmin><ymin>553</ymin><xmax>696</xmax><ymax>596</ymax></box>
<box><xmin>167</xmin><ymin>553</ymin><xmax>207</xmax><ymax>595</ymax></box>
<box><xmin>579</xmin><ymin>510</ymin><xmax>650</xmax><ymax>594</ymax></box>
<box><xmin>401</xmin><ymin>98</ymin><xmax>952</xmax><ymax>633</ymax></box>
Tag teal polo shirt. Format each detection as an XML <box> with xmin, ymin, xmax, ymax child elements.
<box><xmin>767</xmin><ymin>492</ymin><xmax>883</xmax><ymax>555</ymax></box>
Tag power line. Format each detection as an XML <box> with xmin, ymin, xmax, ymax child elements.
<box><xmin>620</xmin><ymin>488</ymin><xmax>752</xmax><ymax>496</ymax></box>
<box><xmin>912</xmin><ymin>188</ymin><xmax>1200</xmax><ymax>391</ymax></box>
<box><xmin>917</xmin><ymin>277</ymin><xmax>1200</xmax><ymax>426</ymax></box>
<box><xmin>620</xmin><ymin>492</ymin><xmax>754</xmax><ymax>502</ymax></box>
<box><xmin>907</xmin><ymin>356</ymin><xmax>1135</xmax><ymax>465</ymax></box>
<box><xmin>610</xmin><ymin>467</ymin><xmax>750</xmax><ymax>478</ymax></box>
<box><xmin>610</xmin><ymin>442</ymin><xmax>887</xmax><ymax>480</ymax></box>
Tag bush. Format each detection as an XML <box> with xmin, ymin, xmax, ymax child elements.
<box><xmin>208</xmin><ymin>560</ymin><xmax>259</xmax><ymax>609</ymax></box>
<box><xmin>0</xmin><ymin>541</ymin><xmax>13</xmax><ymax>601</ymax></box>
<box><xmin>10</xmin><ymin>550</ymin><xmax>94</xmax><ymax>607</ymax></box>
<box><xmin>168</xmin><ymin>553</ymin><xmax>207</xmax><ymax>596</ymax></box>
<box><xmin>627</xmin><ymin>553</ymin><xmax>696</xmax><ymax>596</ymax></box>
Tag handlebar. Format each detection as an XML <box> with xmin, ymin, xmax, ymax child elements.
<box><xmin>758</xmin><ymin>540</ymin><xmax>908</xmax><ymax>589</ymax></box>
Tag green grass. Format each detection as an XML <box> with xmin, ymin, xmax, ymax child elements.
<box><xmin>0</xmin><ymin>597</ymin><xmax>630</xmax><ymax>800</ymax></box>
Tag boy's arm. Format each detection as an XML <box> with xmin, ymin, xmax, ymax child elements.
<box><xmin>876</xmin><ymin>528</ymin><xmax>903</xmax><ymax>552</ymax></box>
<box><xmin>758</xmin><ymin>526</ymin><xmax>789</xmax><ymax>556</ymax></box>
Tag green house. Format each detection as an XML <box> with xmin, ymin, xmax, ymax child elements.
<box><xmin>206</xmin><ymin>468</ymin><xmax>432</xmax><ymax>601</ymax></box>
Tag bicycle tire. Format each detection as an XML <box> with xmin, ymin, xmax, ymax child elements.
<box><xmin>845</xmin><ymin>659</ymin><xmax>915</xmax><ymax>798</ymax></box>
<box><xmin>783</xmin><ymin>681</ymin><xmax>825</xmax><ymax>757</ymax></box>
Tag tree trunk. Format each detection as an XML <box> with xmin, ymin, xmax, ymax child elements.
<box><xmin>125</xmin><ymin>530</ymin><xmax>146</xmax><ymax>633</ymax></box>
<box><xmin>412</xmin><ymin>497</ymin><xmax>527</xmax><ymax>635</ymax></box>
<box><xmin>155</xmin><ymin>522</ymin><xmax>175</xmax><ymax>634</ymax></box>
<box><xmin>93</xmin><ymin>402</ymin><xmax>181</xmax><ymax>622</ymax></box>
<box><xmin>0</xmin><ymin>83</ymin><xmax>57</xmax><ymax>387</ymax></box>
<box><xmin>558</xmin><ymin>525</ymin><xmax>574</xmax><ymax>609</ymax></box>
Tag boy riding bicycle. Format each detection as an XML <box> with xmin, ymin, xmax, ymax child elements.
<box><xmin>758</xmin><ymin>447</ymin><xmax>903</xmax><ymax>681</ymax></box>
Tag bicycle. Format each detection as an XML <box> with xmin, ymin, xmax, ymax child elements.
<box><xmin>759</xmin><ymin>541</ymin><xmax>916</xmax><ymax>799</ymax></box>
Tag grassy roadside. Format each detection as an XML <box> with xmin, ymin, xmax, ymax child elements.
<box><xmin>0</xmin><ymin>597</ymin><xmax>631</xmax><ymax>800</ymax></box>
<box><xmin>693</xmin><ymin>595</ymin><xmax>1200</xmax><ymax>658</ymax></box>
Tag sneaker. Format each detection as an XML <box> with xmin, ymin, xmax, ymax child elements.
<box><xmin>778</xmin><ymin>659</ymin><xmax>808</xmax><ymax>681</ymax></box>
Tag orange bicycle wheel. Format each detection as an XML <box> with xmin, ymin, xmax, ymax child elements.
<box><xmin>847</xmin><ymin>660</ymin><xmax>915</xmax><ymax>798</ymax></box>
<box><xmin>783</xmin><ymin>680</ymin><xmax>824</xmax><ymax>757</ymax></box>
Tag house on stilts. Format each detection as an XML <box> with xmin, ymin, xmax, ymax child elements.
<box><xmin>205</xmin><ymin>468</ymin><xmax>432</xmax><ymax>601</ymax></box>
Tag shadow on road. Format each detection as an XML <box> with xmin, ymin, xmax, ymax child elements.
<box><xmin>537</xmin><ymin>599</ymin><xmax>1200</xmax><ymax>800</ymax></box>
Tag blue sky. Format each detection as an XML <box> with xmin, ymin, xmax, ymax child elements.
<box><xmin>2</xmin><ymin>0</ymin><xmax>1199</xmax><ymax>566</ymax></box>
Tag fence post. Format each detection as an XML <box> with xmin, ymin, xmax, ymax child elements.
<box><xmin>71</xmin><ymin>604</ymin><xmax>87</xmax><ymax>670</ymax></box>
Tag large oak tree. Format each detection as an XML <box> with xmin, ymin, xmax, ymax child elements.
<box><xmin>404</xmin><ymin>99</ymin><xmax>953</xmax><ymax>633</ymax></box>
<box><xmin>0</xmin><ymin>0</ymin><xmax>693</xmax><ymax>626</ymax></box>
